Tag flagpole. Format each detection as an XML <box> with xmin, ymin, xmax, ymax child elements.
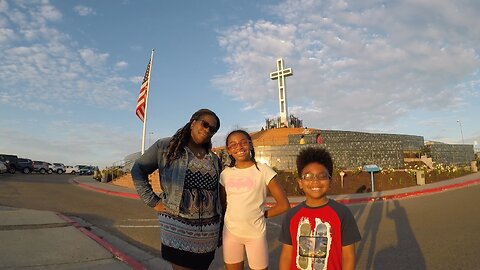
<box><xmin>141</xmin><ymin>49</ymin><xmax>154</xmax><ymax>154</ymax></box>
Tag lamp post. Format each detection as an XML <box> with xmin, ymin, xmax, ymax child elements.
<box><xmin>149</xmin><ymin>132</ymin><xmax>154</xmax><ymax>147</ymax></box>
<box><xmin>457</xmin><ymin>120</ymin><xmax>464</xmax><ymax>144</ymax></box>
<box><xmin>339</xmin><ymin>171</ymin><xmax>345</xmax><ymax>188</ymax></box>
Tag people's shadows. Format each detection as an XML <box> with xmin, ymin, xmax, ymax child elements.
<box><xmin>373</xmin><ymin>200</ymin><xmax>426</xmax><ymax>270</ymax></box>
<box><xmin>355</xmin><ymin>200</ymin><xmax>384</xmax><ymax>269</ymax></box>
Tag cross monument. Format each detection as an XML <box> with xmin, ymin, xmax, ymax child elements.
<box><xmin>270</xmin><ymin>58</ymin><xmax>293</xmax><ymax>127</ymax></box>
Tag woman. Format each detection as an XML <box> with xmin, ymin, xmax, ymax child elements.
<box><xmin>131</xmin><ymin>108</ymin><xmax>223</xmax><ymax>270</ymax></box>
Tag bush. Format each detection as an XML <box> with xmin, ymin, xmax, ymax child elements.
<box><xmin>101</xmin><ymin>167</ymin><xmax>125</xmax><ymax>182</ymax></box>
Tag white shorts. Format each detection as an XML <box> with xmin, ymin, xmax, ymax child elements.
<box><xmin>222</xmin><ymin>226</ymin><xmax>269</xmax><ymax>269</ymax></box>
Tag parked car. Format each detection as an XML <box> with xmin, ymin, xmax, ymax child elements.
<box><xmin>78</xmin><ymin>166</ymin><xmax>96</xmax><ymax>175</ymax></box>
<box><xmin>17</xmin><ymin>158</ymin><xmax>34</xmax><ymax>174</ymax></box>
<box><xmin>65</xmin><ymin>165</ymin><xmax>75</xmax><ymax>174</ymax></box>
<box><xmin>0</xmin><ymin>154</ymin><xmax>18</xmax><ymax>174</ymax></box>
<box><xmin>73</xmin><ymin>165</ymin><xmax>88</xmax><ymax>174</ymax></box>
<box><xmin>33</xmin><ymin>161</ymin><xmax>49</xmax><ymax>174</ymax></box>
<box><xmin>0</xmin><ymin>161</ymin><xmax>7</xmax><ymax>174</ymax></box>
<box><xmin>47</xmin><ymin>163</ymin><xmax>65</xmax><ymax>174</ymax></box>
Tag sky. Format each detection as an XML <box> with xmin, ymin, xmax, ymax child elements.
<box><xmin>1</xmin><ymin>0</ymin><xmax>479</xmax><ymax>168</ymax></box>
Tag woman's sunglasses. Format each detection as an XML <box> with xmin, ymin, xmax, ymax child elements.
<box><xmin>197</xmin><ymin>119</ymin><xmax>217</xmax><ymax>134</ymax></box>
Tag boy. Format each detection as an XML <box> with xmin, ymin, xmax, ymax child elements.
<box><xmin>279</xmin><ymin>147</ymin><xmax>361</xmax><ymax>270</ymax></box>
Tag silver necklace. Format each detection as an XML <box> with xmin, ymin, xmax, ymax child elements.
<box><xmin>188</xmin><ymin>147</ymin><xmax>204</xmax><ymax>157</ymax></box>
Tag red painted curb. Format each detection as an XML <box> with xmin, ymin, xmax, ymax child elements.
<box><xmin>73</xmin><ymin>179</ymin><xmax>140</xmax><ymax>199</ymax></box>
<box><xmin>336</xmin><ymin>177</ymin><xmax>480</xmax><ymax>205</ymax></box>
<box><xmin>57</xmin><ymin>213</ymin><xmax>147</xmax><ymax>270</ymax></box>
<box><xmin>265</xmin><ymin>177</ymin><xmax>480</xmax><ymax>207</ymax></box>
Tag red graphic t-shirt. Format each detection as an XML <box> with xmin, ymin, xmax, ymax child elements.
<box><xmin>279</xmin><ymin>200</ymin><xmax>361</xmax><ymax>269</ymax></box>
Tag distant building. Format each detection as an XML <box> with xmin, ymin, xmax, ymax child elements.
<box><xmin>424</xmin><ymin>141</ymin><xmax>475</xmax><ymax>166</ymax></box>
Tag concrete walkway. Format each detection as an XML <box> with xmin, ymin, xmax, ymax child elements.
<box><xmin>1</xmin><ymin>172</ymin><xmax>479</xmax><ymax>269</ymax></box>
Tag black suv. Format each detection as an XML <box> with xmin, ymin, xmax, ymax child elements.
<box><xmin>17</xmin><ymin>158</ymin><xmax>34</xmax><ymax>174</ymax></box>
<box><xmin>0</xmin><ymin>154</ymin><xmax>18</xmax><ymax>174</ymax></box>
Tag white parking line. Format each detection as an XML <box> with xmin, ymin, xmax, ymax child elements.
<box><xmin>116</xmin><ymin>218</ymin><xmax>159</xmax><ymax>228</ymax></box>
<box><xmin>124</xmin><ymin>218</ymin><xmax>158</xmax><ymax>221</ymax></box>
<box><xmin>117</xmin><ymin>219</ymin><xmax>281</xmax><ymax>229</ymax></box>
<box><xmin>115</xmin><ymin>225</ymin><xmax>160</xmax><ymax>228</ymax></box>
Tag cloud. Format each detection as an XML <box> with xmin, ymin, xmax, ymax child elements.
<box><xmin>74</xmin><ymin>5</ymin><xmax>95</xmax><ymax>16</ymax></box>
<box><xmin>38</xmin><ymin>2</ymin><xmax>62</xmax><ymax>21</ymax></box>
<box><xmin>115</xmin><ymin>61</ymin><xmax>128</xmax><ymax>69</ymax></box>
<box><xmin>0</xmin><ymin>0</ymin><xmax>8</xmax><ymax>13</ymax></box>
<box><xmin>214</xmin><ymin>0</ymin><xmax>480</xmax><ymax>131</ymax></box>
<box><xmin>79</xmin><ymin>48</ymin><xmax>109</xmax><ymax>68</ymax></box>
<box><xmin>0</xmin><ymin>1</ymin><xmax>135</xmax><ymax>113</ymax></box>
<box><xmin>0</xmin><ymin>27</ymin><xmax>16</xmax><ymax>43</ymax></box>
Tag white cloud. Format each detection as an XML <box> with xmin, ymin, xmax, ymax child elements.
<box><xmin>79</xmin><ymin>48</ymin><xmax>109</xmax><ymax>68</ymax></box>
<box><xmin>115</xmin><ymin>61</ymin><xmax>128</xmax><ymax>69</ymax></box>
<box><xmin>38</xmin><ymin>3</ymin><xmax>62</xmax><ymax>21</ymax></box>
<box><xmin>74</xmin><ymin>5</ymin><xmax>95</xmax><ymax>16</ymax></box>
<box><xmin>0</xmin><ymin>27</ymin><xmax>16</xmax><ymax>43</ymax></box>
<box><xmin>0</xmin><ymin>0</ymin><xmax>8</xmax><ymax>13</ymax></box>
<box><xmin>130</xmin><ymin>76</ymin><xmax>143</xmax><ymax>84</ymax></box>
<box><xmin>214</xmin><ymin>0</ymin><xmax>480</xmax><ymax>132</ymax></box>
<box><xmin>0</xmin><ymin>1</ymin><xmax>135</xmax><ymax>114</ymax></box>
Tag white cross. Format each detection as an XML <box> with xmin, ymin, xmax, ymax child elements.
<box><xmin>270</xmin><ymin>58</ymin><xmax>293</xmax><ymax>127</ymax></box>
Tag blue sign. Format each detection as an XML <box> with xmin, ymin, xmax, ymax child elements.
<box><xmin>363</xmin><ymin>164</ymin><xmax>380</xmax><ymax>172</ymax></box>
<box><xmin>363</xmin><ymin>164</ymin><xmax>380</xmax><ymax>192</ymax></box>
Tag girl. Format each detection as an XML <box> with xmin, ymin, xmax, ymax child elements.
<box><xmin>220</xmin><ymin>130</ymin><xmax>290</xmax><ymax>270</ymax></box>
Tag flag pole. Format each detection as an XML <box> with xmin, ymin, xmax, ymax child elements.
<box><xmin>141</xmin><ymin>49</ymin><xmax>154</xmax><ymax>154</ymax></box>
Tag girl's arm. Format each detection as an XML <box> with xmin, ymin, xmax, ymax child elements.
<box><xmin>279</xmin><ymin>244</ymin><xmax>293</xmax><ymax>270</ymax></box>
<box><xmin>219</xmin><ymin>184</ymin><xmax>227</xmax><ymax>216</ymax></box>
<box><xmin>342</xmin><ymin>243</ymin><xmax>356</xmax><ymax>270</ymax></box>
<box><xmin>265</xmin><ymin>177</ymin><xmax>290</xmax><ymax>218</ymax></box>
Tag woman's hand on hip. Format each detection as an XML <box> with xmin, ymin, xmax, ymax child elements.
<box><xmin>153</xmin><ymin>201</ymin><xmax>166</xmax><ymax>212</ymax></box>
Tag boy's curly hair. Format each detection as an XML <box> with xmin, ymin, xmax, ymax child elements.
<box><xmin>296</xmin><ymin>147</ymin><xmax>333</xmax><ymax>177</ymax></box>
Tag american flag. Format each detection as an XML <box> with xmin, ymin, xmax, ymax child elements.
<box><xmin>136</xmin><ymin>59</ymin><xmax>151</xmax><ymax>122</ymax></box>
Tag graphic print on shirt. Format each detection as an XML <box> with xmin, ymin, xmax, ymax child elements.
<box><xmin>224</xmin><ymin>176</ymin><xmax>255</xmax><ymax>194</ymax></box>
<box><xmin>296</xmin><ymin>217</ymin><xmax>331</xmax><ymax>270</ymax></box>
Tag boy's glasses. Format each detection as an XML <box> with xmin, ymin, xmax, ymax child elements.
<box><xmin>301</xmin><ymin>172</ymin><xmax>331</xmax><ymax>181</ymax></box>
<box><xmin>198</xmin><ymin>119</ymin><xmax>217</xmax><ymax>134</ymax></box>
<box><xmin>227</xmin><ymin>140</ymin><xmax>250</xmax><ymax>150</ymax></box>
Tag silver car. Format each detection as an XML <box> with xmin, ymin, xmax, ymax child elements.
<box><xmin>33</xmin><ymin>161</ymin><xmax>49</xmax><ymax>174</ymax></box>
<box><xmin>0</xmin><ymin>161</ymin><xmax>7</xmax><ymax>174</ymax></box>
<box><xmin>48</xmin><ymin>163</ymin><xmax>65</xmax><ymax>174</ymax></box>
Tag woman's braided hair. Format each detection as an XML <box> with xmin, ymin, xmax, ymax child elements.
<box><xmin>226</xmin><ymin>129</ymin><xmax>259</xmax><ymax>171</ymax></box>
<box><xmin>165</xmin><ymin>109</ymin><xmax>220</xmax><ymax>167</ymax></box>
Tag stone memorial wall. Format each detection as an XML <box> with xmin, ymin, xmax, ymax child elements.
<box><xmin>425</xmin><ymin>143</ymin><xmax>475</xmax><ymax>165</ymax></box>
<box><xmin>258</xmin><ymin>130</ymin><xmax>425</xmax><ymax>171</ymax></box>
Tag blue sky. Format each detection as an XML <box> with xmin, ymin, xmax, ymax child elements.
<box><xmin>1</xmin><ymin>0</ymin><xmax>479</xmax><ymax>168</ymax></box>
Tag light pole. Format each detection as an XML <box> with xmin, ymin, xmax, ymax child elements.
<box><xmin>149</xmin><ymin>132</ymin><xmax>154</xmax><ymax>146</ymax></box>
<box><xmin>457</xmin><ymin>120</ymin><xmax>464</xmax><ymax>144</ymax></box>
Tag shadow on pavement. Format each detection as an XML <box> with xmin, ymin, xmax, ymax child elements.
<box><xmin>355</xmin><ymin>200</ymin><xmax>384</xmax><ymax>269</ymax></box>
<box><xmin>373</xmin><ymin>200</ymin><xmax>426</xmax><ymax>270</ymax></box>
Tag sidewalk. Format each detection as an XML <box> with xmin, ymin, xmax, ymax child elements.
<box><xmin>1</xmin><ymin>172</ymin><xmax>479</xmax><ymax>269</ymax></box>
<box><xmin>0</xmin><ymin>205</ymin><xmax>143</xmax><ymax>269</ymax></box>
